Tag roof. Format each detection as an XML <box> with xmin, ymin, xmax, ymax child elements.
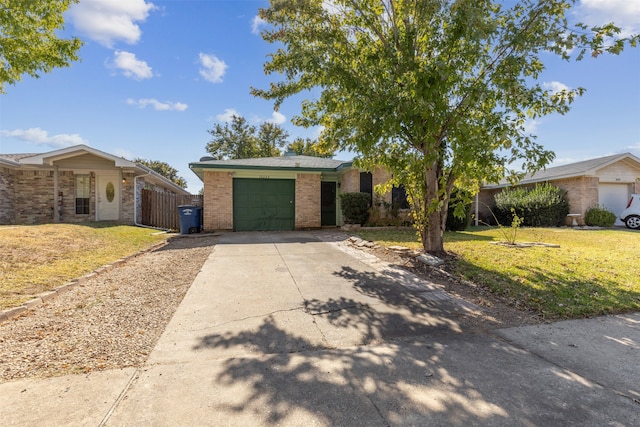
<box><xmin>189</xmin><ymin>155</ymin><xmax>352</xmax><ymax>180</ymax></box>
<box><xmin>1</xmin><ymin>144</ymin><xmax>190</xmax><ymax>195</ymax></box>
<box><xmin>483</xmin><ymin>152</ymin><xmax>640</xmax><ymax>189</ymax></box>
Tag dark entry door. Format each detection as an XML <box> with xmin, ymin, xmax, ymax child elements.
<box><xmin>233</xmin><ymin>179</ymin><xmax>295</xmax><ymax>231</ymax></box>
<box><xmin>321</xmin><ymin>181</ymin><xmax>337</xmax><ymax>226</ymax></box>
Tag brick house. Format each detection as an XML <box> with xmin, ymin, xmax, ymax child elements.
<box><xmin>0</xmin><ymin>145</ymin><xmax>190</xmax><ymax>226</ymax></box>
<box><xmin>189</xmin><ymin>154</ymin><xmax>404</xmax><ymax>231</ymax></box>
<box><xmin>475</xmin><ymin>153</ymin><xmax>640</xmax><ymax>226</ymax></box>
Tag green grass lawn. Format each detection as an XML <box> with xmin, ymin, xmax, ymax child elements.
<box><xmin>355</xmin><ymin>227</ymin><xmax>640</xmax><ymax>319</ymax></box>
<box><xmin>0</xmin><ymin>223</ymin><xmax>169</xmax><ymax>309</ymax></box>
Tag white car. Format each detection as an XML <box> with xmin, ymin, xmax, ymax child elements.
<box><xmin>620</xmin><ymin>194</ymin><xmax>640</xmax><ymax>230</ymax></box>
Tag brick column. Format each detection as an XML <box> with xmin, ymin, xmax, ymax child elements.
<box><xmin>203</xmin><ymin>171</ymin><xmax>233</xmax><ymax>231</ymax></box>
<box><xmin>295</xmin><ymin>173</ymin><xmax>321</xmax><ymax>229</ymax></box>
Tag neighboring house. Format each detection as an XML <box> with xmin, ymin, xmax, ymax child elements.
<box><xmin>476</xmin><ymin>153</ymin><xmax>640</xmax><ymax>226</ymax></box>
<box><xmin>0</xmin><ymin>144</ymin><xmax>190</xmax><ymax>226</ymax></box>
<box><xmin>189</xmin><ymin>154</ymin><xmax>405</xmax><ymax>231</ymax></box>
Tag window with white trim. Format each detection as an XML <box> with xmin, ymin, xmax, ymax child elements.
<box><xmin>75</xmin><ymin>175</ymin><xmax>90</xmax><ymax>215</ymax></box>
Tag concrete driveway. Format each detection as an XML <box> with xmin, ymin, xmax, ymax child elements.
<box><xmin>2</xmin><ymin>231</ymin><xmax>639</xmax><ymax>426</ymax></box>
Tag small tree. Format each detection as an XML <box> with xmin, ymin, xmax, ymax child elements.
<box><xmin>0</xmin><ymin>0</ymin><xmax>82</xmax><ymax>93</ymax></box>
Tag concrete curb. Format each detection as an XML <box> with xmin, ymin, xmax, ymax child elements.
<box><xmin>0</xmin><ymin>240</ymin><xmax>170</xmax><ymax>323</ymax></box>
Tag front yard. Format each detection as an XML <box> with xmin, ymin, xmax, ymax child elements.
<box><xmin>0</xmin><ymin>224</ymin><xmax>168</xmax><ymax>309</ymax></box>
<box><xmin>355</xmin><ymin>227</ymin><xmax>640</xmax><ymax>319</ymax></box>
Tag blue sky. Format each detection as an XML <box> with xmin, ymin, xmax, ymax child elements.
<box><xmin>1</xmin><ymin>0</ymin><xmax>639</xmax><ymax>193</ymax></box>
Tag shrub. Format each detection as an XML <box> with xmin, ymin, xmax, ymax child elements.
<box><xmin>446</xmin><ymin>189</ymin><xmax>473</xmax><ymax>231</ymax></box>
<box><xmin>493</xmin><ymin>183</ymin><xmax>569</xmax><ymax>227</ymax></box>
<box><xmin>584</xmin><ymin>205</ymin><xmax>616</xmax><ymax>227</ymax></box>
<box><xmin>339</xmin><ymin>192</ymin><xmax>371</xmax><ymax>224</ymax></box>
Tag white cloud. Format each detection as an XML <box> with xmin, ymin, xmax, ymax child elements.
<box><xmin>251</xmin><ymin>15</ymin><xmax>266</xmax><ymax>35</ymax></box>
<box><xmin>216</xmin><ymin>108</ymin><xmax>241</xmax><ymax>122</ymax></box>
<box><xmin>626</xmin><ymin>142</ymin><xmax>640</xmax><ymax>153</ymax></box>
<box><xmin>542</xmin><ymin>81</ymin><xmax>570</xmax><ymax>94</ymax></box>
<box><xmin>67</xmin><ymin>0</ymin><xmax>156</xmax><ymax>48</ymax></box>
<box><xmin>126</xmin><ymin>98</ymin><xmax>188</xmax><ymax>111</ymax></box>
<box><xmin>199</xmin><ymin>53</ymin><xmax>228</xmax><ymax>83</ymax></box>
<box><xmin>266</xmin><ymin>111</ymin><xmax>287</xmax><ymax>125</ymax></box>
<box><xmin>577</xmin><ymin>0</ymin><xmax>640</xmax><ymax>37</ymax></box>
<box><xmin>112</xmin><ymin>51</ymin><xmax>153</xmax><ymax>80</ymax></box>
<box><xmin>0</xmin><ymin>128</ymin><xmax>88</xmax><ymax>148</ymax></box>
<box><xmin>523</xmin><ymin>119</ymin><xmax>541</xmax><ymax>135</ymax></box>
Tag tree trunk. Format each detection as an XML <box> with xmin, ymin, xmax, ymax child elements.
<box><xmin>420</xmin><ymin>163</ymin><xmax>446</xmax><ymax>255</ymax></box>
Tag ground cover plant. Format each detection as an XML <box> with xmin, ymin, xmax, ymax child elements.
<box><xmin>0</xmin><ymin>223</ymin><xmax>168</xmax><ymax>309</ymax></box>
<box><xmin>355</xmin><ymin>227</ymin><xmax>640</xmax><ymax>319</ymax></box>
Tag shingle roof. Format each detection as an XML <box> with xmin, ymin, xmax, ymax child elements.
<box><xmin>484</xmin><ymin>152</ymin><xmax>640</xmax><ymax>189</ymax></box>
<box><xmin>190</xmin><ymin>155</ymin><xmax>351</xmax><ymax>171</ymax></box>
<box><xmin>0</xmin><ymin>153</ymin><xmax>39</xmax><ymax>161</ymax></box>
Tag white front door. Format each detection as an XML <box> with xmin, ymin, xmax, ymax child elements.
<box><xmin>97</xmin><ymin>172</ymin><xmax>120</xmax><ymax>221</ymax></box>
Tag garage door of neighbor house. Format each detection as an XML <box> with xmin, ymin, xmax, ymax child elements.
<box><xmin>233</xmin><ymin>179</ymin><xmax>295</xmax><ymax>231</ymax></box>
<box><xmin>599</xmin><ymin>183</ymin><xmax>632</xmax><ymax>226</ymax></box>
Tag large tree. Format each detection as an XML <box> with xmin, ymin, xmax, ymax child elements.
<box><xmin>0</xmin><ymin>0</ymin><xmax>82</xmax><ymax>93</ymax></box>
<box><xmin>252</xmin><ymin>0</ymin><xmax>638</xmax><ymax>254</ymax></box>
<box><xmin>133</xmin><ymin>158</ymin><xmax>188</xmax><ymax>189</ymax></box>
<box><xmin>288</xmin><ymin>137</ymin><xmax>335</xmax><ymax>158</ymax></box>
<box><xmin>206</xmin><ymin>115</ymin><xmax>290</xmax><ymax>159</ymax></box>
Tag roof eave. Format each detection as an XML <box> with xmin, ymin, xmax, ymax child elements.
<box><xmin>189</xmin><ymin>163</ymin><xmax>346</xmax><ymax>173</ymax></box>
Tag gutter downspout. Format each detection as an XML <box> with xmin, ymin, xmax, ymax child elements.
<box><xmin>133</xmin><ymin>172</ymin><xmax>170</xmax><ymax>231</ymax></box>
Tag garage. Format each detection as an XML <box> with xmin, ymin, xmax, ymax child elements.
<box><xmin>233</xmin><ymin>178</ymin><xmax>295</xmax><ymax>231</ymax></box>
<box><xmin>598</xmin><ymin>183</ymin><xmax>632</xmax><ymax>226</ymax></box>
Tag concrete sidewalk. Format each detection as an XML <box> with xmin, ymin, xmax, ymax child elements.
<box><xmin>2</xmin><ymin>232</ymin><xmax>639</xmax><ymax>426</ymax></box>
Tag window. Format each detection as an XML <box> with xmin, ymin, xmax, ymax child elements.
<box><xmin>392</xmin><ymin>185</ymin><xmax>410</xmax><ymax>209</ymax></box>
<box><xmin>75</xmin><ymin>175</ymin><xmax>90</xmax><ymax>215</ymax></box>
<box><xmin>359</xmin><ymin>172</ymin><xmax>373</xmax><ymax>206</ymax></box>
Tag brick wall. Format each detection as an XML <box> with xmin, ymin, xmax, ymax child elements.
<box><xmin>13</xmin><ymin>170</ymin><xmax>57</xmax><ymax>224</ymax></box>
<box><xmin>121</xmin><ymin>172</ymin><xmax>135</xmax><ymax>224</ymax></box>
<box><xmin>553</xmin><ymin>176</ymin><xmax>598</xmax><ymax>226</ymax></box>
<box><xmin>0</xmin><ymin>167</ymin><xmax>16</xmax><ymax>224</ymax></box>
<box><xmin>295</xmin><ymin>173</ymin><xmax>321</xmax><ymax>228</ymax></box>
<box><xmin>340</xmin><ymin>169</ymin><xmax>360</xmax><ymax>193</ymax></box>
<box><xmin>203</xmin><ymin>171</ymin><xmax>233</xmax><ymax>231</ymax></box>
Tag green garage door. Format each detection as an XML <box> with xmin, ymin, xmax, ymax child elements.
<box><xmin>233</xmin><ymin>179</ymin><xmax>295</xmax><ymax>231</ymax></box>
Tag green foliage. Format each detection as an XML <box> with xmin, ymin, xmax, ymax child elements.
<box><xmin>498</xmin><ymin>208</ymin><xmax>524</xmax><ymax>245</ymax></box>
<box><xmin>494</xmin><ymin>183</ymin><xmax>569</xmax><ymax>226</ymax></box>
<box><xmin>446</xmin><ymin>189</ymin><xmax>473</xmax><ymax>231</ymax></box>
<box><xmin>584</xmin><ymin>205</ymin><xmax>617</xmax><ymax>227</ymax></box>
<box><xmin>253</xmin><ymin>0</ymin><xmax>638</xmax><ymax>253</ymax></box>
<box><xmin>0</xmin><ymin>0</ymin><xmax>82</xmax><ymax>93</ymax></box>
<box><xmin>366</xmin><ymin>197</ymin><xmax>411</xmax><ymax>227</ymax></box>
<box><xmin>287</xmin><ymin>137</ymin><xmax>334</xmax><ymax>158</ymax></box>
<box><xmin>206</xmin><ymin>115</ymin><xmax>289</xmax><ymax>159</ymax></box>
<box><xmin>339</xmin><ymin>192</ymin><xmax>371</xmax><ymax>224</ymax></box>
<box><xmin>133</xmin><ymin>158</ymin><xmax>188</xmax><ymax>189</ymax></box>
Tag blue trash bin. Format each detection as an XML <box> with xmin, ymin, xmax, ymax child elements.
<box><xmin>177</xmin><ymin>205</ymin><xmax>202</xmax><ymax>234</ymax></box>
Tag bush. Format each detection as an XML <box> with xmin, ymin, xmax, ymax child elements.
<box><xmin>493</xmin><ymin>183</ymin><xmax>569</xmax><ymax>227</ymax></box>
<box><xmin>446</xmin><ymin>189</ymin><xmax>473</xmax><ymax>231</ymax></box>
<box><xmin>584</xmin><ymin>205</ymin><xmax>616</xmax><ymax>227</ymax></box>
<box><xmin>339</xmin><ymin>192</ymin><xmax>371</xmax><ymax>224</ymax></box>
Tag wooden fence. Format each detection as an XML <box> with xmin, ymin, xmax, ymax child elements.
<box><xmin>141</xmin><ymin>189</ymin><xmax>203</xmax><ymax>231</ymax></box>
